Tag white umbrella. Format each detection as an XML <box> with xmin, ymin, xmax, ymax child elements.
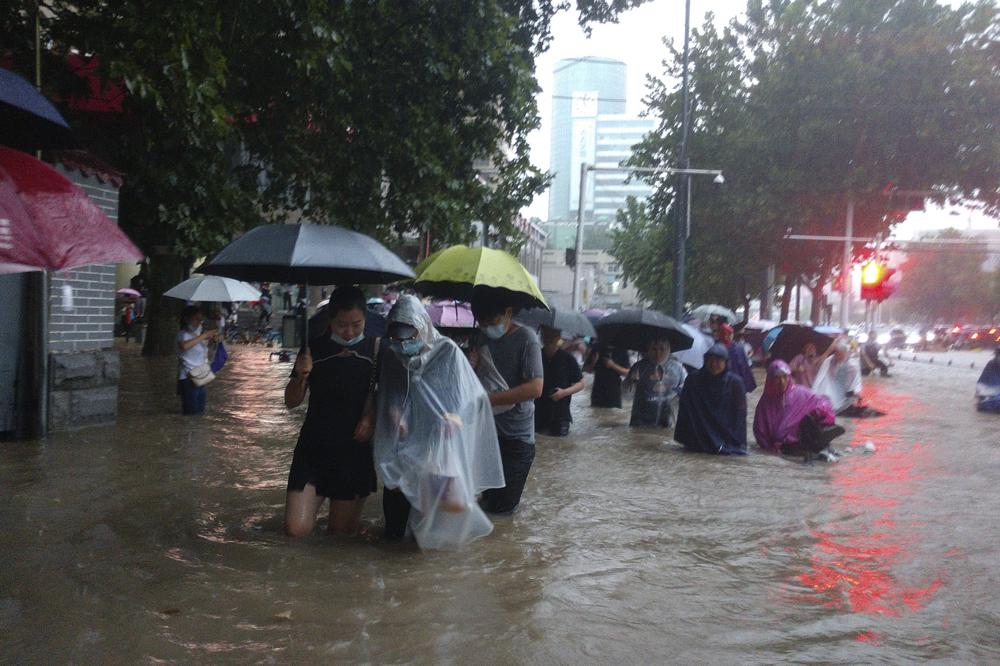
<box><xmin>164</xmin><ymin>275</ymin><xmax>261</xmax><ymax>302</ymax></box>
<box><xmin>690</xmin><ymin>304</ymin><xmax>737</xmax><ymax>323</ymax></box>
<box><xmin>671</xmin><ymin>322</ymin><xmax>715</xmax><ymax>369</ymax></box>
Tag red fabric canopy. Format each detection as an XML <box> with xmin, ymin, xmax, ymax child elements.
<box><xmin>0</xmin><ymin>146</ymin><xmax>143</xmax><ymax>273</ymax></box>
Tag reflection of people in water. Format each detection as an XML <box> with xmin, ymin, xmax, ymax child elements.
<box><xmin>625</xmin><ymin>338</ymin><xmax>686</xmax><ymax>428</ymax></box>
<box><xmin>674</xmin><ymin>344</ymin><xmax>747</xmax><ymax>455</ymax></box>
<box><xmin>754</xmin><ymin>360</ymin><xmax>844</xmax><ymax>459</ymax></box>
<box><xmin>975</xmin><ymin>344</ymin><xmax>1000</xmax><ymax>413</ymax></box>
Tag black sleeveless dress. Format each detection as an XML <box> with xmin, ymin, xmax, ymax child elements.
<box><xmin>286</xmin><ymin>334</ymin><xmax>379</xmax><ymax>500</ymax></box>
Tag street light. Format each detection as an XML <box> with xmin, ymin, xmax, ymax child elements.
<box><xmin>571</xmin><ymin>162</ymin><xmax>725</xmax><ymax>311</ymax></box>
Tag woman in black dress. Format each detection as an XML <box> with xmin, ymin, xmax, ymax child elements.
<box><xmin>583</xmin><ymin>343</ymin><xmax>631</xmax><ymax>408</ymax></box>
<box><xmin>283</xmin><ymin>286</ymin><xmax>379</xmax><ymax>537</ymax></box>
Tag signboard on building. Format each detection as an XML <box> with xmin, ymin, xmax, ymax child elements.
<box><xmin>571</xmin><ymin>90</ymin><xmax>599</xmax><ymax>118</ymax></box>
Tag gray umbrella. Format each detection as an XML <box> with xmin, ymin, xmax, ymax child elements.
<box><xmin>199</xmin><ymin>223</ymin><xmax>415</xmax><ymax>285</ymax></box>
<box><xmin>515</xmin><ymin>307</ymin><xmax>596</xmax><ymax>338</ymax></box>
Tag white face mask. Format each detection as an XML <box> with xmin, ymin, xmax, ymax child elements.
<box><xmin>483</xmin><ymin>322</ymin><xmax>507</xmax><ymax>340</ymax></box>
<box><xmin>188</xmin><ymin>323</ymin><xmax>203</xmax><ymax>335</ymax></box>
<box><xmin>331</xmin><ymin>332</ymin><xmax>364</xmax><ymax>347</ymax></box>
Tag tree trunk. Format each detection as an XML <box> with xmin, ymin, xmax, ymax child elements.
<box><xmin>142</xmin><ymin>253</ymin><xmax>190</xmax><ymax>357</ymax></box>
<box><xmin>779</xmin><ymin>273</ymin><xmax>793</xmax><ymax>322</ymax></box>
<box><xmin>809</xmin><ymin>275</ymin><xmax>826</xmax><ymax>326</ymax></box>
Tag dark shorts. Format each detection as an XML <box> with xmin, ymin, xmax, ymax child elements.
<box><xmin>286</xmin><ymin>437</ymin><xmax>376</xmax><ymax>501</ymax></box>
<box><xmin>176</xmin><ymin>378</ymin><xmax>206</xmax><ymax>415</ymax></box>
<box><xmin>480</xmin><ymin>436</ymin><xmax>535</xmax><ymax>515</ymax></box>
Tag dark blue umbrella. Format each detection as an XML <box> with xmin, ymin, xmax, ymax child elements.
<box><xmin>0</xmin><ymin>68</ymin><xmax>78</xmax><ymax>152</ymax></box>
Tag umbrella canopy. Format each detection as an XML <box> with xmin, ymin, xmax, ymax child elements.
<box><xmin>741</xmin><ymin>319</ymin><xmax>779</xmax><ymax>332</ymax></box>
<box><xmin>690</xmin><ymin>303</ymin><xmax>737</xmax><ymax>324</ymax></box>
<box><xmin>425</xmin><ymin>300</ymin><xmax>476</xmax><ymax>330</ymax></box>
<box><xmin>412</xmin><ymin>245</ymin><xmax>548</xmax><ymax>311</ymax></box>
<box><xmin>516</xmin><ymin>307</ymin><xmax>596</xmax><ymax>338</ymax></box>
<box><xmin>764</xmin><ymin>324</ymin><xmax>837</xmax><ymax>362</ymax></box>
<box><xmin>116</xmin><ymin>287</ymin><xmax>141</xmax><ymax>299</ymax></box>
<box><xmin>164</xmin><ymin>275</ymin><xmax>261</xmax><ymax>302</ymax></box>
<box><xmin>671</xmin><ymin>322</ymin><xmax>715</xmax><ymax>369</ymax></box>
<box><xmin>200</xmin><ymin>223</ymin><xmax>415</xmax><ymax>285</ymax></box>
<box><xmin>583</xmin><ymin>308</ymin><xmax>610</xmax><ymax>325</ymax></box>
<box><xmin>594</xmin><ymin>308</ymin><xmax>694</xmax><ymax>353</ymax></box>
<box><xmin>0</xmin><ymin>68</ymin><xmax>78</xmax><ymax>152</ymax></box>
<box><xmin>0</xmin><ymin>147</ymin><xmax>143</xmax><ymax>273</ymax></box>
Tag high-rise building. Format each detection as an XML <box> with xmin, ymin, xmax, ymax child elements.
<box><xmin>548</xmin><ymin>57</ymin><xmax>627</xmax><ymax>222</ymax></box>
<box><xmin>547</xmin><ymin>57</ymin><xmax>654</xmax><ymax>226</ymax></box>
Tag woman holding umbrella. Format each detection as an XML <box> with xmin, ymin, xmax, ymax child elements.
<box><xmin>176</xmin><ymin>306</ymin><xmax>220</xmax><ymax>415</ymax></box>
<box><xmin>283</xmin><ymin>286</ymin><xmax>379</xmax><ymax>538</ymax></box>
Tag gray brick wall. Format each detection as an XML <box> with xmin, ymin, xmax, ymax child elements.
<box><xmin>47</xmin><ymin>169</ymin><xmax>121</xmax><ymax>352</ymax></box>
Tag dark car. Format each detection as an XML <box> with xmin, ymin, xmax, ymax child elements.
<box><xmin>887</xmin><ymin>328</ymin><xmax>908</xmax><ymax>349</ymax></box>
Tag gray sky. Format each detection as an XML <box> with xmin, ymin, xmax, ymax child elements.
<box><xmin>522</xmin><ymin>0</ymin><xmax>998</xmax><ymax>239</ymax></box>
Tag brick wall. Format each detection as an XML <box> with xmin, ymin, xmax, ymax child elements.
<box><xmin>47</xmin><ymin>170</ymin><xmax>120</xmax><ymax>352</ymax></box>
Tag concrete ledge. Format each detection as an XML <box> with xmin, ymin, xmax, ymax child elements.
<box><xmin>48</xmin><ymin>350</ymin><xmax>120</xmax><ymax>431</ymax></box>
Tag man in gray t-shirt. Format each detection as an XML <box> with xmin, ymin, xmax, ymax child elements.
<box><xmin>472</xmin><ymin>297</ymin><xmax>544</xmax><ymax>514</ymax></box>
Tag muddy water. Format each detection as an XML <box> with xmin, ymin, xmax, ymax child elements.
<box><xmin>2</xmin><ymin>345</ymin><xmax>999</xmax><ymax>663</ymax></box>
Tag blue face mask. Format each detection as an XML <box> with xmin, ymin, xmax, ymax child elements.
<box><xmin>483</xmin><ymin>323</ymin><xmax>507</xmax><ymax>340</ymax></box>
<box><xmin>393</xmin><ymin>339</ymin><xmax>423</xmax><ymax>356</ymax></box>
<box><xmin>331</xmin><ymin>332</ymin><xmax>364</xmax><ymax>347</ymax></box>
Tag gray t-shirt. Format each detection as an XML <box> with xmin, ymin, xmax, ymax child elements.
<box><xmin>485</xmin><ymin>325</ymin><xmax>544</xmax><ymax>443</ymax></box>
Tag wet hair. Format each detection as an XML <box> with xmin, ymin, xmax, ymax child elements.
<box><xmin>471</xmin><ymin>292</ymin><xmax>515</xmax><ymax>322</ymax></box>
<box><xmin>180</xmin><ymin>305</ymin><xmax>202</xmax><ymax>325</ymax></box>
<box><xmin>326</xmin><ymin>286</ymin><xmax>366</xmax><ymax>315</ymax></box>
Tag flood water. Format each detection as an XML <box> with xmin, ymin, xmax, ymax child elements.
<box><xmin>2</xmin><ymin>344</ymin><xmax>999</xmax><ymax>663</ymax></box>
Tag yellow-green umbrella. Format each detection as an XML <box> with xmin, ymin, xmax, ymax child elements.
<box><xmin>413</xmin><ymin>245</ymin><xmax>548</xmax><ymax>310</ymax></box>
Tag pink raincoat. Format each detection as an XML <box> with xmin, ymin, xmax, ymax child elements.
<box><xmin>753</xmin><ymin>360</ymin><xmax>836</xmax><ymax>452</ymax></box>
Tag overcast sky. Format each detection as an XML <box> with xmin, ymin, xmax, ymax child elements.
<box><xmin>522</xmin><ymin>0</ymin><xmax>998</xmax><ymax>239</ymax></box>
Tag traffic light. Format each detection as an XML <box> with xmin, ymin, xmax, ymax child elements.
<box><xmin>859</xmin><ymin>262</ymin><xmax>897</xmax><ymax>302</ymax></box>
<box><xmin>565</xmin><ymin>248</ymin><xmax>576</xmax><ymax>269</ymax></box>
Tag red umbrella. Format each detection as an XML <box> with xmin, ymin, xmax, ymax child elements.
<box><xmin>0</xmin><ymin>146</ymin><xmax>143</xmax><ymax>273</ymax></box>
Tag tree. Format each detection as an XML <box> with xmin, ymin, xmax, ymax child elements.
<box><xmin>2</xmin><ymin>1</ymin><xmax>647</xmax><ymax>353</ymax></box>
<box><xmin>895</xmin><ymin>229</ymin><xmax>995</xmax><ymax>322</ymax></box>
<box><xmin>613</xmin><ymin>0</ymin><xmax>1000</xmax><ymax>321</ymax></box>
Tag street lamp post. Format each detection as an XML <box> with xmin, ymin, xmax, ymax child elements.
<box><xmin>571</xmin><ymin>163</ymin><xmax>724</xmax><ymax>310</ymax></box>
<box><xmin>674</xmin><ymin>0</ymin><xmax>692</xmax><ymax>320</ymax></box>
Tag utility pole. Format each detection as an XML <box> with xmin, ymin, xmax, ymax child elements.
<box><xmin>572</xmin><ymin>161</ymin><xmax>588</xmax><ymax>310</ymax></box>
<box><xmin>839</xmin><ymin>193</ymin><xmax>854</xmax><ymax>329</ymax></box>
<box><xmin>672</xmin><ymin>0</ymin><xmax>692</xmax><ymax>320</ymax></box>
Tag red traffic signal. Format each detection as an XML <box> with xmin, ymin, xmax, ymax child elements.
<box><xmin>860</xmin><ymin>262</ymin><xmax>897</xmax><ymax>302</ymax></box>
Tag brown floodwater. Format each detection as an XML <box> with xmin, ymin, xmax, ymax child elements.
<box><xmin>2</xmin><ymin>344</ymin><xmax>999</xmax><ymax>663</ymax></box>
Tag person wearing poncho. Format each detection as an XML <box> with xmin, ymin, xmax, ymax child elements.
<box><xmin>754</xmin><ymin>360</ymin><xmax>840</xmax><ymax>456</ymax></box>
<box><xmin>975</xmin><ymin>344</ymin><xmax>1000</xmax><ymax>413</ymax></box>
<box><xmin>673</xmin><ymin>343</ymin><xmax>748</xmax><ymax>455</ymax></box>
<box><xmin>717</xmin><ymin>323</ymin><xmax>756</xmax><ymax>392</ymax></box>
<box><xmin>374</xmin><ymin>295</ymin><xmax>505</xmax><ymax>549</ymax></box>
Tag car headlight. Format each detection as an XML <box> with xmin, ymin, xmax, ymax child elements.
<box><xmin>925</xmin><ymin>332</ymin><xmax>936</xmax><ymax>342</ymax></box>
<box><xmin>857</xmin><ymin>333</ymin><xmax>869</xmax><ymax>344</ymax></box>
<box><xmin>906</xmin><ymin>333</ymin><xmax>921</xmax><ymax>345</ymax></box>
<box><xmin>876</xmin><ymin>333</ymin><xmax>891</xmax><ymax>345</ymax></box>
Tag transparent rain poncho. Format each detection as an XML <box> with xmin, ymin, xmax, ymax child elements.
<box><xmin>374</xmin><ymin>295</ymin><xmax>505</xmax><ymax>549</ymax></box>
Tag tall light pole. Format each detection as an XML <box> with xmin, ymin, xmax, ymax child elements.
<box><xmin>571</xmin><ymin>163</ymin><xmax>724</xmax><ymax>310</ymax></box>
<box><xmin>672</xmin><ymin>0</ymin><xmax>692</xmax><ymax>320</ymax></box>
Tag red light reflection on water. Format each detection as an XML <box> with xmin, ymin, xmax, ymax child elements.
<box><xmin>793</xmin><ymin>387</ymin><xmax>943</xmax><ymax>617</ymax></box>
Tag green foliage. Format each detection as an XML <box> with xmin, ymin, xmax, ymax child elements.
<box><xmin>2</xmin><ymin>1</ymin><xmax>645</xmax><ymax>260</ymax></box>
<box><xmin>895</xmin><ymin>229</ymin><xmax>997</xmax><ymax>322</ymax></box>
<box><xmin>613</xmin><ymin>0</ymin><xmax>1000</xmax><ymax>314</ymax></box>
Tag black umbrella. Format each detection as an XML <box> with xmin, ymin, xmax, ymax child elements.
<box><xmin>200</xmin><ymin>224</ymin><xmax>415</xmax><ymax>285</ymax></box>
<box><xmin>0</xmin><ymin>68</ymin><xmax>78</xmax><ymax>152</ymax></box>
<box><xmin>594</xmin><ymin>309</ymin><xmax>694</xmax><ymax>352</ymax></box>
<box><xmin>765</xmin><ymin>324</ymin><xmax>837</xmax><ymax>362</ymax></box>
<box><xmin>516</xmin><ymin>307</ymin><xmax>596</xmax><ymax>338</ymax></box>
